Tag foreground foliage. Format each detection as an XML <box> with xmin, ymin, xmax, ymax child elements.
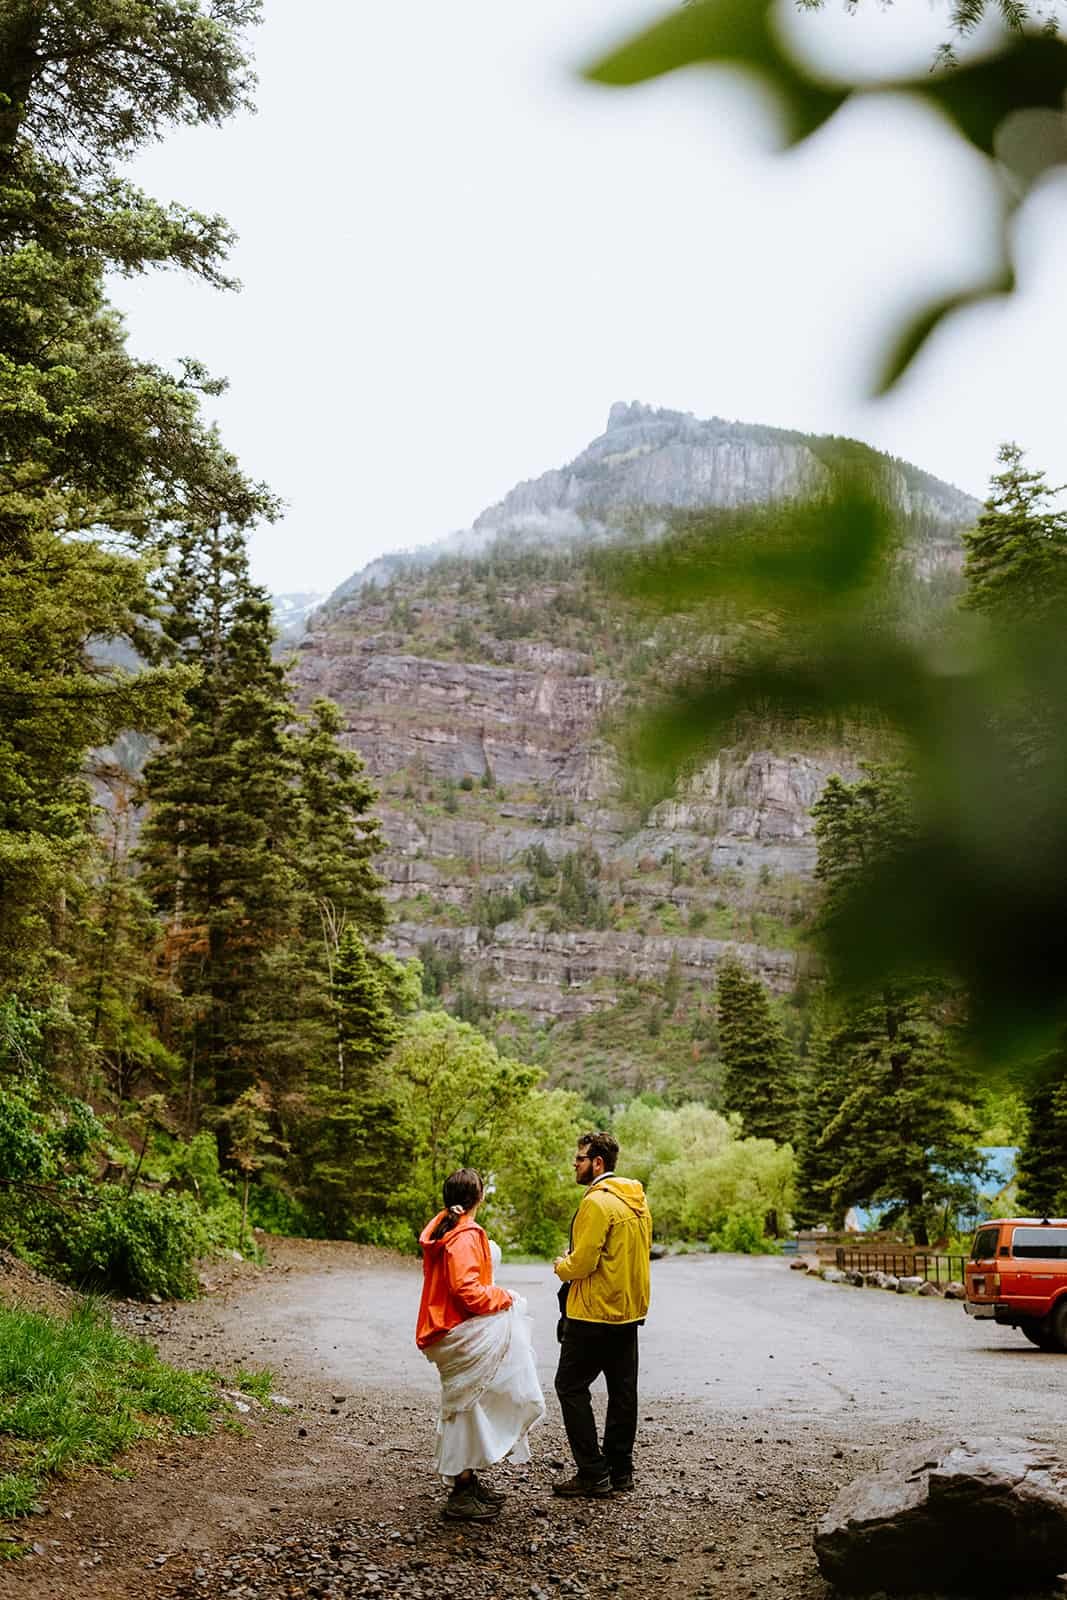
<box><xmin>0</xmin><ymin>1300</ymin><xmax>220</xmax><ymax>1519</ymax></box>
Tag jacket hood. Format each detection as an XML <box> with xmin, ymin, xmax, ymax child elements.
<box><xmin>593</xmin><ymin>1176</ymin><xmax>649</xmax><ymax>1217</ymax></box>
<box><xmin>418</xmin><ymin>1211</ymin><xmax>479</xmax><ymax>1250</ymax></box>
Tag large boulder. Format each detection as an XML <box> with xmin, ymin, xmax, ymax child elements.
<box><xmin>815</xmin><ymin>1437</ymin><xmax>1067</xmax><ymax>1593</ymax></box>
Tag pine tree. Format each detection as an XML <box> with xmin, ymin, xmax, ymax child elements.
<box><xmin>716</xmin><ymin>956</ymin><xmax>797</xmax><ymax>1143</ymax></box>
<box><xmin>297</xmin><ymin>928</ymin><xmax>405</xmax><ymax>1235</ymax></box>
<box><xmin>0</xmin><ymin>0</ymin><xmax>272</xmax><ymax>1095</ymax></box>
<box><xmin>1016</xmin><ymin>1045</ymin><xmax>1067</xmax><ymax>1217</ymax></box>
<box><xmin>792</xmin><ymin>1015</ymin><xmax>852</xmax><ymax>1228</ymax></box>
<box><xmin>290</xmin><ymin>695</ymin><xmax>385</xmax><ymax>1016</ymax></box>
<box><xmin>815</xmin><ymin>996</ymin><xmax>985</xmax><ymax>1245</ymax></box>
<box><xmin>138</xmin><ymin>528</ymin><xmax>302</xmax><ymax>1118</ymax></box>
<box><xmin>809</xmin><ymin>766</ymin><xmax>987</xmax><ymax>1242</ymax></box>
<box><xmin>963</xmin><ymin>443</ymin><xmax>1067</xmax><ymax>623</ymax></box>
<box><xmin>334</xmin><ymin>929</ymin><xmax>399</xmax><ymax>1093</ymax></box>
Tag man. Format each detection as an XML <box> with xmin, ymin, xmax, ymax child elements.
<box><xmin>552</xmin><ymin>1130</ymin><xmax>652</xmax><ymax>1499</ymax></box>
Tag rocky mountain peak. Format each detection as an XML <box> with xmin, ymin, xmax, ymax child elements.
<box><xmin>605</xmin><ymin>399</ymin><xmax>690</xmax><ymax>432</ymax></box>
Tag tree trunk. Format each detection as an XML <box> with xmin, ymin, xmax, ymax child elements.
<box><xmin>0</xmin><ymin>12</ymin><xmax>43</xmax><ymax>176</ymax></box>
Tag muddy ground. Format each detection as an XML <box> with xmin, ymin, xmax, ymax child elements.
<box><xmin>5</xmin><ymin>1240</ymin><xmax>1067</xmax><ymax>1600</ymax></box>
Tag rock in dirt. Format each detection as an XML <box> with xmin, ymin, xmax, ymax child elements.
<box><xmin>814</xmin><ymin>1436</ymin><xmax>1067</xmax><ymax>1594</ymax></box>
<box><xmin>895</xmin><ymin>1276</ymin><xmax>922</xmax><ymax>1294</ymax></box>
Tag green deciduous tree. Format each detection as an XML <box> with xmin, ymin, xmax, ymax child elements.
<box><xmin>390</xmin><ymin>1011</ymin><xmax>540</xmax><ymax>1211</ymax></box>
<box><xmin>716</xmin><ymin>957</ymin><xmax>797</xmax><ymax>1143</ymax></box>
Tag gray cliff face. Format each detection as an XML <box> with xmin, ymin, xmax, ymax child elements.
<box><xmin>476</xmin><ymin>404</ymin><xmax>829</xmax><ymax>532</ymax></box>
<box><xmin>471</xmin><ymin>400</ymin><xmax>976</xmax><ymax>543</ymax></box>
<box><xmin>293</xmin><ymin>403</ymin><xmax>975</xmax><ymax>1049</ymax></box>
<box><xmin>325</xmin><ymin>402</ymin><xmax>978</xmax><ymax>607</ymax></box>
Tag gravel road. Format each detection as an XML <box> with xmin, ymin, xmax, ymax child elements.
<box><xmin>6</xmin><ymin>1242</ymin><xmax>1067</xmax><ymax>1600</ymax></box>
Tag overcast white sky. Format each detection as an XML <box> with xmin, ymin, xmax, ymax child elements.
<box><xmin>112</xmin><ymin>0</ymin><xmax>1067</xmax><ymax>596</ymax></box>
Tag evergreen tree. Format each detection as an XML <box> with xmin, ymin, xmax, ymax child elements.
<box><xmin>812</xmin><ymin>767</ymin><xmax>914</xmax><ymax>926</ymax></box>
<box><xmin>963</xmin><ymin>444</ymin><xmax>1067</xmax><ymax>624</ymax></box>
<box><xmin>810</xmin><ymin>767</ymin><xmax>987</xmax><ymax>1242</ymax></box>
<box><xmin>291</xmin><ymin>696</ymin><xmax>385</xmax><ymax>983</ymax></box>
<box><xmin>138</xmin><ymin>528</ymin><xmax>301</xmax><ymax>1117</ymax></box>
<box><xmin>1016</xmin><ymin>1044</ymin><xmax>1067</xmax><ymax>1217</ymax></box>
<box><xmin>296</xmin><ymin>929</ymin><xmax>404</xmax><ymax>1235</ymax></box>
<box><xmin>0</xmin><ymin>528</ymin><xmax>190</xmax><ymax>1009</ymax></box>
<box><xmin>334</xmin><ymin>928</ymin><xmax>399</xmax><ymax>1093</ymax></box>
<box><xmin>716</xmin><ymin>956</ymin><xmax>797</xmax><ymax>1143</ymax></box>
<box><xmin>816</xmin><ymin>997</ymin><xmax>985</xmax><ymax>1245</ymax></box>
<box><xmin>792</xmin><ymin>1015</ymin><xmax>851</xmax><ymax>1228</ymax></box>
<box><xmin>0</xmin><ymin>0</ymin><xmax>271</xmax><ymax>1086</ymax></box>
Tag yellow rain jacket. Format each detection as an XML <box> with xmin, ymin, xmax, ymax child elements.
<box><xmin>554</xmin><ymin>1175</ymin><xmax>652</xmax><ymax>1326</ymax></box>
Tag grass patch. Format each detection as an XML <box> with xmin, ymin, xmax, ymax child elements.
<box><xmin>233</xmin><ymin>1368</ymin><xmax>275</xmax><ymax>1403</ymax></box>
<box><xmin>0</xmin><ymin>1300</ymin><xmax>219</xmax><ymax>1519</ymax></box>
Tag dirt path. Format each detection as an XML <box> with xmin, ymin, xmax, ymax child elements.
<box><xmin>6</xmin><ymin>1241</ymin><xmax>1067</xmax><ymax>1600</ymax></box>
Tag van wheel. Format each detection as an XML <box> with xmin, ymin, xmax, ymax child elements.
<box><xmin>1021</xmin><ymin>1319</ymin><xmax>1058</xmax><ymax>1351</ymax></box>
<box><xmin>1050</xmin><ymin>1302</ymin><xmax>1067</xmax><ymax>1352</ymax></box>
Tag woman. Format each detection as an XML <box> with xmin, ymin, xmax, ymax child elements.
<box><xmin>416</xmin><ymin>1168</ymin><xmax>544</xmax><ymax>1521</ymax></box>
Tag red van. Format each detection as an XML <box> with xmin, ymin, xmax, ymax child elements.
<box><xmin>965</xmin><ymin>1218</ymin><xmax>1067</xmax><ymax>1350</ymax></box>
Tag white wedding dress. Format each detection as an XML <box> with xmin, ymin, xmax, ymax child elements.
<box><xmin>422</xmin><ymin>1239</ymin><xmax>545</xmax><ymax>1483</ymax></box>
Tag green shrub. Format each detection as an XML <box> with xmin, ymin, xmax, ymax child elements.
<box><xmin>58</xmin><ymin>1189</ymin><xmax>211</xmax><ymax>1300</ymax></box>
<box><xmin>712</xmin><ymin>1209</ymin><xmax>777</xmax><ymax>1254</ymax></box>
<box><xmin>348</xmin><ymin>1215</ymin><xmax>418</xmax><ymax>1253</ymax></box>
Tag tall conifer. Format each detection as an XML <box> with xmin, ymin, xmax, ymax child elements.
<box><xmin>139</xmin><ymin>526</ymin><xmax>301</xmax><ymax>1116</ymax></box>
<box><xmin>296</xmin><ymin>928</ymin><xmax>405</xmax><ymax>1234</ymax></box>
<box><xmin>962</xmin><ymin>443</ymin><xmax>1067</xmax><ymax>623</ymax></box>
<box><xmin>716</xmin><ymin>956</ymin><xmax>797</xmax><ymax>1143</ymax></box>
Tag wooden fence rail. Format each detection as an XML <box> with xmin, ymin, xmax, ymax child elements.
<box><xmin>835</xmin><ymin>1247</ymin><xmax>969</xmax><ymax>1284</ymax></box>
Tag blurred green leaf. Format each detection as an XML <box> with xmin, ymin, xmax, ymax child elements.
<box><xmin>585</xmin><ymin>0</ymin><xmax>847</xmax><ymax>144</ymax></box>
<box><xmin>909</xmin><ymin>36</ymin><xmax>1067</xmax><ymax>158</ymax></box>
<box><xmin>872</xmin><ymin>270</ymin><xmax>1015</xmax><ymax>396</ymax></box>
<box><xmin>612</xmin><ymin>471</ymin><xmax>1067</xmax><ymax>1064</ymax></box>
<box><xmin>586</xmin><ymin>8</ymin><xmax>1067</xmax><ymax>390</ymax></box>
<box><xmin>614</xmin><ymin>477</ymin><xmax>892</xmax><ymax>616</ymax></box>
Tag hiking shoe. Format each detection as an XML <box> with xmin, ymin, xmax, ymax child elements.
<box><xmin>443</xmin><ymin>1483</ymin><xmax>501</xmax><ymax>1521</ymax></box>
<box><xmin>611</xmin><ymin>1472</ymin><xmax>635</xmax><ymax>1492</ymax></box>
<box><xmin>552</xmin><ymin>1472</ymin><xmax>613</xmax><ymax>1499</ymax></box>
<box><xmin>472</xmin><ymin>1473</ymin><xmax>505</xmax><ymax>1506</ymax></box>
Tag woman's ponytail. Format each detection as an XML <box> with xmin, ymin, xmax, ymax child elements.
<box><xmin>428</xmin><ymin>1168</ymin><xmax>483</xmax><ymax>1241</ymax></box>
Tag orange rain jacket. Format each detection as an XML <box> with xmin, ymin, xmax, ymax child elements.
<box><xmin>415</xmin><ymin>1212</ymin><xmax>512</xmax><ymax>1349</ymax></box>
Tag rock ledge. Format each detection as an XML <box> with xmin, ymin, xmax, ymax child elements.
<box><xmin>815</xmin><ymin>1436</ymin><xmax>1067</xmax><ymax>1593</ymax></box>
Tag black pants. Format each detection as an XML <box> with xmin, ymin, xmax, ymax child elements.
<box><xmin>554</xmin><ymin>1321</ymin><xmax>639</xmax><ymax>1481</ymax></box>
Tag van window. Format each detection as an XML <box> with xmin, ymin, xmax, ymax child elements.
<box><xmin>1011</xmin><ymin>1227</ymin><xmax>1067</xmax><ymax>1260</ymax></box>
<box><xmin>971</xmin><ymin>1227</ymin><xmax>1000</xmax><ymax>1260</ymax></box>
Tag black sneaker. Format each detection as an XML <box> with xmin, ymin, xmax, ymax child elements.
<box><xmin>471</xmin><ymin>1473</ymin><xmax>505</xmax><ymax>1506</ymax></box>
<box><xmin>611</xmin><ymin>1472</ymin><xmax>635</xmax><ymax>1492</ymax></box>
<box><xmin>552</xmin><ymin>1472</ymin><xmax>613</xmax><ymax>1499</ymax></box>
